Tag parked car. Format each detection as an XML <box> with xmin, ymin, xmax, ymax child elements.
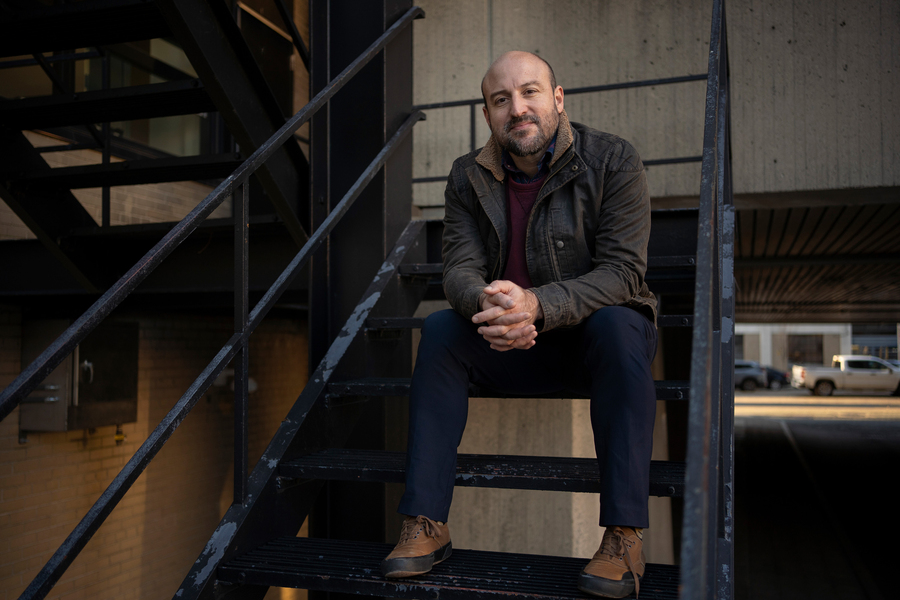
<box><xmin>791</xmin><ymin>355</ymin><xmax>900</xmax><ymax>396</ymax></box>
<box><xmin>764</xmin><ymin>367</ymin><xmax>790</xmax><ymax>390</ymax></box>
<box><xmin>735</xmin><ymin>360</ymin><xmax>767</xmax><ymax>391</ymax></box>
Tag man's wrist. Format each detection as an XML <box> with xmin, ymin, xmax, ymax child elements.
<box><xmin>526</xmin><ymin>289</ymin><xmax>544</xmax><ymax>320</ymax></box>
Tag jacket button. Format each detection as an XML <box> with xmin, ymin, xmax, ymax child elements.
<box><xmin>572</xmin><ymin>165</ymin><xmax>578</xmax><ymax>171</ymax></box>
<box><xmin>556</xmin><ymin>240</ymin><xmax>564</xmax><ymax>249</ymax></box>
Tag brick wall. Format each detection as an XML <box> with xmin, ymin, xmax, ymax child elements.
<box><xmin>0</xmin><ymin>306</ymin><xmax>309</xmax><ymax>599</ymax></box>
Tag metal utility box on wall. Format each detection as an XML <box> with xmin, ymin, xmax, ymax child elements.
<box><xmin>19</xmin><ymin>320</ymin><xmax>139</xmax><ymax>433</ymax></box>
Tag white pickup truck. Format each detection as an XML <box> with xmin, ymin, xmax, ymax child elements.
<box><xmin>791</xmin><ymin>355</ymin><xmax>900</xmax><ymax>396</ymax></box>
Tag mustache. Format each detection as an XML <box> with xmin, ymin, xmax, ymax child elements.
<box><xmin>504</xmin><ymin>115</ymin><xmax>540</xmax><ymax>133</ymax></box>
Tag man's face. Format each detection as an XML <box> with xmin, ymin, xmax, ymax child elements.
<box><xmin>482</xmin><ymin>53</ymin><xmax>564</xmax><ymax>158</ymax></box>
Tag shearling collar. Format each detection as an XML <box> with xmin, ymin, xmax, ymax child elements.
<box><xmin>476</xmin><ymin>109</ymin><xmax>575</xmax><ymax>182</ymax></box>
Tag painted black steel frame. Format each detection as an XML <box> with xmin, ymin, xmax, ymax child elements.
<box><xmin>0</xmin><ymin>6</ymin><xmax>425</xmax><ymax>599</ymax></box>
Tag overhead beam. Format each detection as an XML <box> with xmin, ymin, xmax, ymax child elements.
<box><xmin>0</xmin><ymin>80</ymin><xmax>215</xmax><ymax>130</ymax></box>
<box><xmin>653</xmin><ymin>186</ymin><xmax>900</xmax><ymax>211</ymax></box>
<box><xmin>14</xmin><ymin>153</ymin><xmax>244</xmax><ymax>189</ymax></box>
<box><xmin>736</xmin><ymin>252</ymin><xmax>900</xmax><ymax>268</ymax></box>
<box><xmin>736</xmin><ymin>303</ymin><xmax>900</xmax><ymax>324</ymax></box>
<box><xmin>0</xmin><ymin>0</ymin><xmax>170</xmax><ymax>58</ymax></box>
<box><xmin>156</xmin><ymin>0</ymin><xmax>310</xmax><ymax>247</ymax></box>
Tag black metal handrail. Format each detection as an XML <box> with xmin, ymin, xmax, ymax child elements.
<box><xmin>9</xmin><ymin>6</ymin><xmax>425</xmax><ymax>600</ymax></box>
<box><xmin>410</xmin><ymin>72</ymin><xmax>708</xmax><ymax>184</ymax></box>
<box><xmin>680</xmin><ymin>0</ymin><xmax>734</xmax><ymax>598</ymax></box>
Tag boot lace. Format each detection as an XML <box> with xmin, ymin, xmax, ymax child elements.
<box><xmin>599</xmin><ymin>527</ymin><xmax>641</xmax><ymax>597</ymax></box>
<box><xmin>398</xmin><ymin>515</ymin><xmax>441</xmax><ymax>545</ymax></box>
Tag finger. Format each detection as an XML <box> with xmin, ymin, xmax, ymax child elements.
<box><xmin>508</xmin><ymin>326</ymin><xmax>538</xmax><ymax>343</ymax></box>
<box><xmin>486</xmin><ymin>311</ymin><xmax>531</xmax><ymax>326</ymax></box>
<box><xmin>472</xmin><ymin>305</ymin><xmax>513</xmax><ymax>323</ymax></box>
<box><xmin>479</xmin><ymin>323</ymin><xmax>535</xmax><ymax>340</ymax></box>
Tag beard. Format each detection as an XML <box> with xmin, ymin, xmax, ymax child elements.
<box><xmin>498</xmin><ymin>112</ymin><xmax>558</xmax><ymax>157</ymax></box>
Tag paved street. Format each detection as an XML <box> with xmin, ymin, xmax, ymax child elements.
<box><xmin>735</xmin><ymin>386</ymin><xmax>900</xmax><ymax>421</ymax></box>
<box><xmin>733</xmin><ymin>387</ymin><xmax>898</xmax><ymax>599</ymax></box>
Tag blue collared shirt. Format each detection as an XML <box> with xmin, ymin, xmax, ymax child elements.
<box><xmin>501</xmin><ymin>134</ymin><xmax>558</xmax><ymax>184</ymax></box>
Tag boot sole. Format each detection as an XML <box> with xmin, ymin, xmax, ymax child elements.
<box><xmin>381</xmin><ymin>541</ymin><xmax>452</xmax><ymax>578</ymax></box>
<box><xmin>577</xmin><ymin>571</ymin><xmax>639</xmax><ymax>598</ymax></box>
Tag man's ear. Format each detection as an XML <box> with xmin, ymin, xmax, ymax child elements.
<box><xmin>482</xmin><ymin>105</ymin><xmax>492</xmax><ymax>128</ymax></box>
<box><xmin>555</xmin><ymin>86</ymin><xmax>565</xmax><ymax>113</ymax></box>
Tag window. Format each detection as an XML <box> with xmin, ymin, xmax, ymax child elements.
<box><xmin>788</xmin><ymin>335</ymin><xmax>823</xmax><ymax>365</ymax></box>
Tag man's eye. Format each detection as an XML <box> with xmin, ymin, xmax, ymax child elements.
<box><xmin>495</xmin><ymin>98</ymin><xmax>508</xmax><ymax>105</ymax></box>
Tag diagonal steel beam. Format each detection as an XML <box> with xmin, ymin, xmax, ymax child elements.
<box><xmin>0</xmin><ymin>129</ymin><xmax>100</xmax><ymax>292</ymax></box>
<box><xmin>155</xmin><ymin>0</ymin><xmax>310</xmax><ymax>247</ymax></box>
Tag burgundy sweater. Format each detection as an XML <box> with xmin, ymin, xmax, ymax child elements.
<box><xmin>503</xmin><ymin>175</ymin><xmax>547</xmax><ymax>288</ymax></box>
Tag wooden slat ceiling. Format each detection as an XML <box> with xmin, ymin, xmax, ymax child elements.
<box><xmin>734</xmin><ymin>202</ymin><xmax>900</xmax><ymax>323</ymax></box>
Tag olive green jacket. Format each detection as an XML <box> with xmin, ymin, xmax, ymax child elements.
<box><xmin>441</xmin><ymin>110</ymin><xmax>657</xmax><ymax>330</ymax></box>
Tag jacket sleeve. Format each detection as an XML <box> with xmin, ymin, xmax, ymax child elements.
<box><xmin>441</xmin><ymin>162</ymin><xmax>492</xmax><ymax>320</ymax></box>
<box><xmin>530</xmin><ymin>140</ymin><xmax>652</xmax><ymax>331</ymax></box>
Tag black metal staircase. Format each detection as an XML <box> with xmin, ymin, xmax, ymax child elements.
<box><xmin>0</xmin><ymin>1</ymin><xmax>733</xmax><ymax>599</ymax></box>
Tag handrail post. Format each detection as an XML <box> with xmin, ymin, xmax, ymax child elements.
<box><xmin>234</xmin><ymin>181</ymin><xmax>250</xmax><ymax>505</ymax></box>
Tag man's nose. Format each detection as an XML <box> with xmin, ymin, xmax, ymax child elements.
<box><xmin>510</xmin><ymin>94</ymin><xmax>528</xmax><ymax>117</ymax></box>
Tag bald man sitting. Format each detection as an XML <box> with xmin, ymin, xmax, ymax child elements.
<box><xmin>381</xmin><ymin>51</ymin><xmax>659</xmax><ymax>599</ymax></box>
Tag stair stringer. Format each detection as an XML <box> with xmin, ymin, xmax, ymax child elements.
<box><xmin>173</xmin><ymin>219</ymin><xmax>428</xmax><ymax>600</ymax></box>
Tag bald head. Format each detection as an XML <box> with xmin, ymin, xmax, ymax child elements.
<box><xmin>481</xmin><ymin>51</ymin><xmax>557</xmax><ymax>106</ymax></box>
<box><xmin>479</xmin><ymin>51</ymin><xmax>564</xmax><ymax>161</ymax></box>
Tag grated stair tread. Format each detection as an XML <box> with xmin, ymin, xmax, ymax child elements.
<box><xmin>279</xmin><ymin>449</ymin><xmax>684</xmax><ymax>497</ymax></box>
<box><xmin>218</xmin><ymin>537</ymin><xmax>679</xmax><ymax>600</ymax></box>
<box><xmin>327</xmin><ymin>377</ymin><xmax>690</xmax><ymax>401</ymax></box>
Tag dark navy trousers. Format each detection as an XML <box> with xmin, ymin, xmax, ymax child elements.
<box><xmin>397</xmin><ymin>305</ymin><xmax>658</xmax><ymax>528</ymax></box>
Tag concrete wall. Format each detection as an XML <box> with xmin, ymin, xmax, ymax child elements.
<box><xmin>0</xmin><ymin>305</ymin><xmax>308</xmax><ymax>600</ymax></box>
<box><xmin>736</xmin><ymin>323</ymin><xmax>852</xmax><ymax>369</ymax></box>
<box><xmin>823</xmin><ymin>334</ymin><xmax>842</xmax><ymax>365</ymax></box>
<box><xmin>410</xmin><ymin>0</ymin><xmax>899</xmax><ymax>216</ymax></box>
<box><xmin>742</xmin><ymin>333</ymin><xmax>761</xmax><ymax>362</ymax></box>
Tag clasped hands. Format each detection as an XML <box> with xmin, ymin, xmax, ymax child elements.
<box><xmin>471</xmin><ymin>280</ymin><xmax>544</xmax><ymax>352</ymax></box>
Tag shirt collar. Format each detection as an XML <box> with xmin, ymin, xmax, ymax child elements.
<box><xmin>501</xmin><ymin>133</ymin><xmax>558</xmax><ymax>184</ymax></box>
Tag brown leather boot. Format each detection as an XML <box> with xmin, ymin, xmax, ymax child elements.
<box><xmin>381</xmin><ymin>515</ymin><xmax>452</xmax><ymax>578</ymax></box>
<box><xmin>577</xmin><ymin>526</ymin><xmax>646</xmax><ymax>598</ymax></box>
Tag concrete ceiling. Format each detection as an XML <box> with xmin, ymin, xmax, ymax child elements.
<box><xmin>657</xmin><ymin>187</ymin><xmax>900</xmax><ymax>323</ymax></box>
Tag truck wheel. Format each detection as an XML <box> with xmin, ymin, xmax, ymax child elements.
<box><xmin>741</xmin><ymin>379</ymin><xmax>757</xmax><ymax>392</ymax></box>
<box><xmin>813</xmin><ymin>380</ymin><xmax>834</xmax><ymax>397</ymax></box>
<box><xmin>769</xmin><ymin>380</ymin><xmax>783</xmax><ymax>391</ymax></box>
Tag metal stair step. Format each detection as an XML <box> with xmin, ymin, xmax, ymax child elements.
<box><xmin>279</xmin><ymin>449</ymin><xmax>684</xmax><ymax>497</ymax></box>
<box><xmin>0</xmin><ymin>80</ymin><xmax>215</xmax><ymax>130</ymax></box>
<box><xmin>327</xmin><ymin>377</ymin><xmax>690</xmax><ymax>401</ymax></box>
<box><xmin>399</xmin><ymin>256</ymin><xmax>697</xmax><ymax>274</ymax></box>
<box><xmin>399</xmin><ymin>258</ymin><xmax>696</xmax><ymax>296</ymax></box>
<box><xmin>10</xmin><ymin>153</ymin><xmax>244</xmax><ymax>188</ymax></box>
<box><xmin>0</xmin><ymin>0</ymin><xmax>170</xmax><ymax>58</ymax></box>
<box><xmin>366</xmin><ymin>315</ymin><xmax>693</xmax><ymax>329</ymax></box>
<box><xmin>217</xmin><ymin>537</ymin><xmax>679</xmax><ymax>600</ymax></box>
